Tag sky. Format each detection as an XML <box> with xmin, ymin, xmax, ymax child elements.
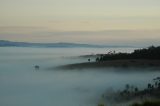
<box><xmin>0</xmin><ymin>0</ymin><xmax>160</xmax><ymax>46</ymax></box>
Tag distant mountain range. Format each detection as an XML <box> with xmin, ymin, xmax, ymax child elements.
<box><xmin>0</xmin><ymin>40</ymin><xmax>133</xmax><ymax>48</ymax></box>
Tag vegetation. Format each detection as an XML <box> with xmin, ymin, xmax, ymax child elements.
<box><xmin>102</xmin><ymin>77</ymin><xmax>160</xmax><ymax>106</ymax></box>
<box><xmin>96</xmin><ymin>46</ymin><xmax>160</xmax><ymax>62</ymax></box>
<box><xmin>131</xmin><ymin>100</ymin><xmax>160</xmax><ymax>106</ymax></box>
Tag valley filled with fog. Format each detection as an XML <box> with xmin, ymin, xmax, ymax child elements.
<box><xmin>0</xmin><ymin>47</ymin><xmax>160</xmax><ymax>106</ymax></box>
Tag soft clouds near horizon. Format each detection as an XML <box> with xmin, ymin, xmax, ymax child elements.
<box><xmin>0</xmin><ymin>0</ymin><xmax>160</xmax><ymax>46</ymax></box>
<box><xmin>1</xmin><ymin>27</ymin><xmax>160</xmax><ymax>46</ymax></box>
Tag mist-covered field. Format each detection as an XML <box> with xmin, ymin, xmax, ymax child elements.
<box><xmin>0</xmin><ymin>47</ymin><xmax>160</xmax><ymax>106</ymax></box>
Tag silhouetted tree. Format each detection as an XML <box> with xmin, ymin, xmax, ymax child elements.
<box><xmin>88</xmin><ymin>58</ymin><xmax>90</xmax><ymax>62</ymax></box>
<box><xmin>135</xmin><ymin>87</ymin><xmax>138</xmax><ymax>92</ymax></box>
<box><xmin>126</xmin><ymin>84</ymin><xmax>130</xmax><ymax>90</ymax></box>
<box><xmin>148</xmin><ymin>83</ymin><xmax>152</xmax><ymax>90</ymax></box>
<box><xmin>96</xmin><ymin>57</ymin><xmax>100</xmax><ymax>62</ymax></box>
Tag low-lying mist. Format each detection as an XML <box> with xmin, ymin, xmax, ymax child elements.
<box><xmin>0</xmin><ymin>47</ymin><xmax>160</xmax><ymax>106</ymax></box>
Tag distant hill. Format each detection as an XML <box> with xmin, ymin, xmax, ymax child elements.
<box><xmin>0</xmin><ymin>40</ymin><xmax>133</xmax><ymax>48</ymax></box>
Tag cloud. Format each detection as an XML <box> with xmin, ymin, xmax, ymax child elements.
<box><xmin>0</xmin><ymin>27</ymin><xmax>160</xmax><ymax>46</ymax></box>
<box><xmin>0</xmin><ymin>26</ymin><xmax>47</xmax><ymax>34</ymax></box>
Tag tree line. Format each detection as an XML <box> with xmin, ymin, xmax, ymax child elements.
<box><xmin>96</xmin><ymin>46</ymin><xmax>160</xmax><ymax>62</ymax></box>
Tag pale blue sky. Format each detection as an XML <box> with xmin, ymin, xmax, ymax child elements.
<box><xmin>0</xmin><ymin>0</ymin><xmax>160</xmax><ymax>46</ymax></box>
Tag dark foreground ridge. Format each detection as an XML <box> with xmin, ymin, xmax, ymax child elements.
<box><xmin>59</xmin><ymin>59</ymin><xmax>160</xmax><ymax>69</ymax></box>
<box><xmin>58</xmin><ymin>46</ymin><xmax>160</xmax><ymax>69</ymax></box>
<box><xmin>98</xmin><ymin>77</ymin><xmax>160</xmax><ymax>106</ymax></box>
